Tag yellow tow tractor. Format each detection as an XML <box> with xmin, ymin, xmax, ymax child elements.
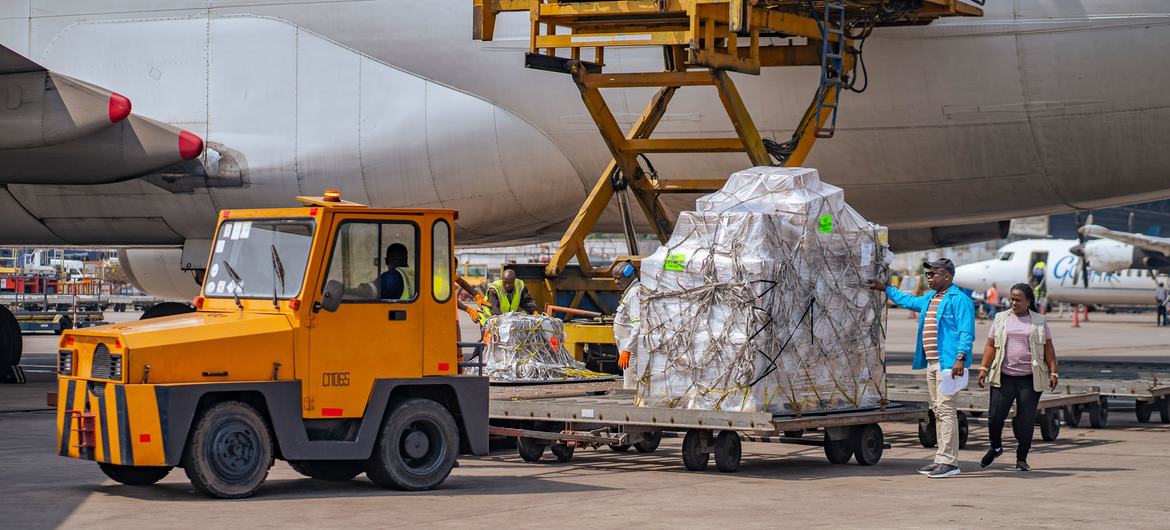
<box><xmin>54</xmin><ymin>191</ymin><xmax>488</xmax><ymax>498</ymax></box>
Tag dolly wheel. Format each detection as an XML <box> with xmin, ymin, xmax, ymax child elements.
<box><xmin>681</xmin><ymin>430</ymin><xmax>710</xmax><ymax>471</ymax></box>
<box><xmin>1158</xmin><ymin>397</ymin><xmax>1170</xmax><ymax>424</ymax></box>
<box><xmin>958</xmin><ymin>413</ymin><xmax>969</xmax><ymax>449</ymax></box>
<box><xmin>1063</xmin><ymin>405</ymin><xmax>1082</xmax><ymax>427</ymax></box>
<box><xmin>1135</xmin><ymin>400</ymin><xmax>1153</xmax><ymax>423</ymax></box>
<box><xmin>713</xmin><ymin>431</ymin><xmax>742</xmax><ymax>473</ymax></box>
<box><xmin>1089</xmin><ymin>397</ymin><xmax>1109</xmax><ymax>428</ymax></box>
<box><xmin>824</xmin><ymin>434</ymin><xmax>854</xmax><ymax>465</ymax></box>
<box><xmin>183</xmin><ymin>401</ymin><xmax>273</xmax><ymax>499</ymax></box>
<box><xmin>634</xmin><ymin>431</ymin><xmax>662</xmax><ymax>453</ymax></box>
<box><xmin>1039</xmin><ymin>411</ymin><xmax>1061</xmax><ymax>441</ymax></box>
<box><xmin>851</xmin><ymin>424</ymin><xmax>884</xmax><ymax>466</ymax></box>
<box><xmin>367</xmin><ymin>398</ymin><xmax>459</xmax><ymax>490</ymax></box>
<box><xmin>517</xmin><ymin>437</ymin><xmax>545</xmax><ymax>463</ymax></box>
<box><xmin>98</xmin><ymin>463</ymin><xmax>172</xmax><ymax>485</ymax></box>
<box><xmin>550</xmin><ymin>443</ymin><xmax>575</xmax><ymax>463</ymax></box>
<box><xmin>918</xmin><ymin>414</ymin><xmax>937</xmax><ymax>448</ymax></box>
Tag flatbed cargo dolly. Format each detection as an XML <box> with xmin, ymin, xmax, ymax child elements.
<box><xmin>488</xmin><ymin>388</ymin><xmax>928</xmax><ymax>472</ymax></box>
<box><xmin>885</xmin><ymin>377</ymin><xmax>1102</xmax><ymax>447</ymax></box>
<box><xmin>1054</xmin><ymin>360</ymin><xmax>1170</xmax><ymax>424</ymax></box>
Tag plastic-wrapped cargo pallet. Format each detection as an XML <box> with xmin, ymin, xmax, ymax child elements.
<box><xmin>482</xmin><ymin>314</ymin><xmax>607</xmax><ymax>382</ymax></box>
<box><xmin>634</xmin><ymin>166</ymin><xmax>892</xmax><ymax>415</ymax></box>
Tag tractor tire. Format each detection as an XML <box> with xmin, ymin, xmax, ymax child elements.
<box><xmin>183</xmin><ymin>401</ymin><xmax>274</xmax><ymax>499</ymax></box>
<box><xmin>98</xmin><ymin>463</ymin><xmax>172</xmax><ymax>486</ymax></box>
<box><xmin>141</xmin><ymin>302</ymin><xmax>195</xmax><ymax>320</ymax></box>
<box><xmin>0</xmin><ymin>306</ymin><xmax>22</xmax><ymax>369</ymax></box>
<box><xmin>290</xmin><ymin>460</ymin><xmax>365</xmax><ymax>481</ymax></box>
<box><xmin>634</xmin><ymin>431</ymin><xmax>662</xmax><ymax>453</ymax></box>
<box><xmin>56</xmin><ymin>316</ymin><xmax>72</xmax><ymax>335</ymax></box>
<box><xmin>367</xmin><ymin>398</ymin><xmax>459</xmax><ymax>491</ymax></box>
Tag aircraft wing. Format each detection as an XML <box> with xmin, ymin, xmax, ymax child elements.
<box><xmin>1080</xmin><ymin>224</ymin><xmax>1170</xmax><ymax>257</ymax></box>
<box><xmin>0</xmin><ymin>44</ymin><xmax>203</xmax><ymax>185</ymax></box>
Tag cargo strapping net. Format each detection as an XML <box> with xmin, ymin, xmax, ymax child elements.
<box><xmin>634</xmin><ymin>167</ymin><xmax>891</xmax><ymax>414</ymax></box>
<box><xmin>482</xmin><ymin>313</ymin><xmax>609</xmax><ymax>381</ymax></box>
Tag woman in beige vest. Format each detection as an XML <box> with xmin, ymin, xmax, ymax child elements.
<box><xmin>976</xmin><ymin>283</ymin><xmax>1059</xmax><ymax>471</ymax></box>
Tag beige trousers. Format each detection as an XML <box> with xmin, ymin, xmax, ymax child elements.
<box><xmin>926</xmin><ymin>361</ymin><xmax>960</xmax><ymax>466</ymax></box>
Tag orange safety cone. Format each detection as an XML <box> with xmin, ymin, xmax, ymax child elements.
<box><xmin>1072</xmin><ymin>305</ymin><xmax>1080</xmax><ymax>328</ymax></box>
<box><xmin>1082</xmin><ymin>304</ymin><xmax>1090</xmax><ymax>322</ymax></box>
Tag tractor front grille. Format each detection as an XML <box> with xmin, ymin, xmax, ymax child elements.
<box><xmin>90</xmin><ymin>343</ymin><xmax>111</xmax><ymax>379</ymax></box>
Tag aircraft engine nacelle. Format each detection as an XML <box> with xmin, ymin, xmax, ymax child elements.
<box><xmin>1082</xmin><ymin>239</ymin><xmax>1137</xmax><ymax>273</ymax></box>
<box><xmin>118</xmin><ymin>248</ymin><xmax>202</xmax><ymax>301</ymax></box>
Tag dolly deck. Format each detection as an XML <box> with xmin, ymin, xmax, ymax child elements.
<box><xmin>489</xmin><ymin>386</ymin><xmax>926</xmax><ymax>472</ymax></box>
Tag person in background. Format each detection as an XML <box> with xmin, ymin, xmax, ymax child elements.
<box><xmin>1156</xmin><ymin>283</ymin><xmax>1167</xmax><ymax>327</ymax></box>
<box><xmin>869</xmin><ymin>257</ymin><xmax>974</xmax><ymax>479</ymax></box>
<box><xmin>984</xmin><ymin>283</ymin><xmax>1000</xmax><ymax>320</ymax></box>
<box><xmin>1031</xmin><ymin>259</ymin><xmax>1046</xmax><ymax>288</ymax></box>
<box><xmin>484</xmin><ymin>269</ymin><xmax>539</xmax><ymax>318</ymax></box>
<box><xmin>453</xmin><ymin>257</ymin><xmax>488</xmax><ymax>323</ymax></box>
<box><xmin>978</xmin><ymin>283</ymin><xmax>1058</xmax><ymax>472</ymax></box>
<box><xmin>612</xmin><ymin>261</ymin><xmax>640</xmax><ymax>389</ymax></box>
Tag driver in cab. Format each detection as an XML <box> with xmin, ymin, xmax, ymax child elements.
<box><xmin>378</xmin><ymin>243</ymin><xmax>414</xmax><ymax>300</ymax></box>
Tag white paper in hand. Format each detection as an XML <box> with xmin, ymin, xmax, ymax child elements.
<box><xmin>939</xmin><ymin>367</ymin><xmax>969</xmax><ymax>396</ymax></box>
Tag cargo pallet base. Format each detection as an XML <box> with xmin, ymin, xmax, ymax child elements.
<box><xmin>489</xmin><ymin>389</ymin><xmax>927</xmax><ymax>472</ymax></box>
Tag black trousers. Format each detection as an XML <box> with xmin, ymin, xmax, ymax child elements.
<box><xmin>988</xmin><ymin>374</ymin><xmax>1043</xmax><ymax>460</ymax></box>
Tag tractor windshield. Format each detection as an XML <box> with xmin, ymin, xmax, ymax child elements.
<box><xmin>203</xmin><ymin>219</ymin><xmax>315</xmax><ymax>300</ymax></box>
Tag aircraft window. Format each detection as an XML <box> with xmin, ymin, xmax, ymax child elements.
<box><xmin>997</xmin><ymin>252</ymin><xmax>1014</xmax><ymax>261</ymax></box>
<box><xmin>1126</xmin><ymin>270</ymin><xmax>1131</xmax><ymax>277</ymax></box>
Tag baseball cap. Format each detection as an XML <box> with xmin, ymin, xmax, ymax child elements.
<box><xmin>922</xmin><ymin>258</ymin><xmax>956</xmax><ymax>274</ymax></box>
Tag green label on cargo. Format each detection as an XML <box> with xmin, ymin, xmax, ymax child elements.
<box><xmin>818</xmin><ymin>215</ymin><xmax>833</xmax><ymax>233</ymax></box>
<box><xmin>664</xmin><ymin>253</ymin><xmax>687</xmax><ymax>271</ymax></box>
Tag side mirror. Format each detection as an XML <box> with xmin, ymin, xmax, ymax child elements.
<box><xmin>320</xmin><ymin>279</ymin><xmax>344</xmax><ymax>313</ymax></box>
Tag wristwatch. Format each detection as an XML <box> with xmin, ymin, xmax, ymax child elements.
<box><xmin>956</xmin><ymin>353</ymin><xmax>966</xmax><ymax>360</ymax></box>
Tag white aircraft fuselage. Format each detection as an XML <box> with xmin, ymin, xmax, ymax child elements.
<box><xmin>955</xmin><ymin>239</ymin><xmax>1166</xmax><ymax>307</ymax></box>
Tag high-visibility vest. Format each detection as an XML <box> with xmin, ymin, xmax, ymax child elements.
<box><xmin>489</xmin><ymin>279</ymin><xmax>526</xmax><ymax>314</ymax></box>
<box><xmin>397</xmin><ymin>267</ymin><xmax>415</xmax><ymax>299</ymax></box>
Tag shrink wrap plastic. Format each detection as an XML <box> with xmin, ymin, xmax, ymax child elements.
<box><xmin>635</xmin><ymin>167</ymin><xmax>891</xmax><ymax>414</ymax></box>
<box><xmin>482</xmin><ymin>314</ymin><xmax>603</xmax><ymax>381</ymax></box>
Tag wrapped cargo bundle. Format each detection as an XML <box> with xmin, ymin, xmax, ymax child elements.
<box><xmin>634</xmin><ymin>166</ymin><xmax>890</xmax><ymax>415</ymax></box>
<box><xmin>482</xmin><ymin>313</ymin><xmax>603</xmax><ymax>381</ymax></box>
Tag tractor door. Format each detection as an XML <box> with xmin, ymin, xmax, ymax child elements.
<box><xmin>307</xmin><ymin>218</ymin><xmax>423</xmax><ymax>418</ymax></box>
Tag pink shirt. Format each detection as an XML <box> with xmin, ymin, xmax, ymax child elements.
<box><xmin>988</xmin><ymin>313</ymin><xmax>1051</xmax><ymax>376</ymax></box>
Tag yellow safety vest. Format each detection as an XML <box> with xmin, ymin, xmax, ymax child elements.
<box><xmin>397</xmin><ymin>267</ymin><xmax>415</xmax><ymax>299</ymax></box>
<box><xmin>489</xmin><ymin>279</ymin><xmax>525</xmax><ymax>314</ymax></box>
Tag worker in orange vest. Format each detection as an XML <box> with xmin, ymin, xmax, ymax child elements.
<box><xmin>984</xmin><ymin>283</ymin><xmax>999</xmax><ymax>320</ymax></box>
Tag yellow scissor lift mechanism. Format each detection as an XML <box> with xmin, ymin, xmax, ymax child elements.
<box><xmin>472</xmin><ymin>0</ymin><xmax>982</xmax><ymax>365</ymax></box>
